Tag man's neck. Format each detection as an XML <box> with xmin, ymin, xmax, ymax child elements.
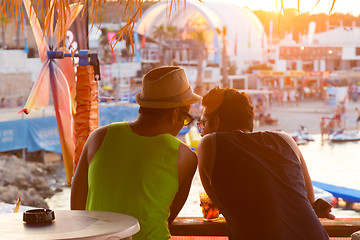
<box><xmin>128</xmin><ymin>117</ymin><xmax>175</xmax><ymax>137</ymax></box>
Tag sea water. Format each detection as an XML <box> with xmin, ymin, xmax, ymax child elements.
<box><xmin>300</xmin><ymin>134</ymin><xmax>360</xmax><ymax>190</ymax></box>
<box><xmin>47</xmin><ymin>134</ymin><xmax>360</xmax><ymax>218</ymax></box>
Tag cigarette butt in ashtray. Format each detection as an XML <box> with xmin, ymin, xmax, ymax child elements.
<box><xmin>14</xmin><ymin>197</ymin><xmax>21</xmax><ymax>213</ymax></box>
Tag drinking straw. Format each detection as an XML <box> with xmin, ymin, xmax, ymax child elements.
<box><xmin>14</xmin><ymin>197</ymin><xmax>21</xmax><ymax>213</ymax></box>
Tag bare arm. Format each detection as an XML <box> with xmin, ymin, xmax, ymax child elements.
<box><xmin>197</xmin><ymin>134</ymin><xmax>221</xmax><ymax>209</ymax></box>
<box><xmin>278</xmin><ymin>132</ymin><xmax>335</xmax><ymax>219</ymax></box>
<box><xmin>70</xmin><ymin>139</ymin><xmax>90</xmax><ymax>210</ymax></box>
<box><xmin>278</xmin><ymin>132</ymin><xmax>315</xmax><ymax>203</ymax></box>
<box><xmin>168</xmin><ymin>143</ymin><xmax>197</xmax><ymax>225</ymax></box>
<box><xmin>70</xmin><ymin>126</ymin><xmax>108</xmax><ymax>210</ymax></box>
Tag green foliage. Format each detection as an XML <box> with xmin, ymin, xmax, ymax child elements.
<box><xmin>165</xmin><ymin>26</ymin><xmax>178</xmax><ymax>39</ymax></box>
<box><xmin>152</xmin><ymin>25</ymin><xmax>179</xmax><ymax>40</ymax></box>
<box><xmin>190</xmin><ymin>30</ymin><xmax>205</xmax><ymax>43</ymax></box>
<box><xmin>152</xmin><ymin>24</ymin><xmax>165</xmax><ymax>40</ymax></box>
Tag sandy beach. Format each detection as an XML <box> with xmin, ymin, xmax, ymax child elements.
<box><xmin>254</xmin><ymin>99</ymin><xmax>360</xmax><ymax>134</ymax></box>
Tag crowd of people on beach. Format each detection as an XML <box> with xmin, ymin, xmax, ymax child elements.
<box><xmin>253</xmin><ymin>101</ymin><xmax>278</xmax><ymax>127</ymax></box>
<box><xmin>70</xmin><ymin>66</ymin><xmax>334</xmax><ymax>240</ymax></box>
<box><xmin>0</xmin><ymin>96</ymin><xmax>24</xmax><ymax>109</ymax></box>
<box><xmin>247</xmin><ymin>82</ymin><xmax>360</xmax><ymax>141</ymax></box>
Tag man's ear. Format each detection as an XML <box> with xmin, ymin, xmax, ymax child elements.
<box><xmin>213</xmin><ymin>115</ymin><xmax>220</xmax><ymax>131</ymax></box>
<box><xmin>171</xmin><ymin>108</ymin><xmax>180</xmax><ymax>124</ymax></box>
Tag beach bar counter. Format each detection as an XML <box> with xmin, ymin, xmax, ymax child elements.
<box><xmin>170</xmin><ymin>217</ymin><xmax>360</xmax><ymax>239</ymax></box>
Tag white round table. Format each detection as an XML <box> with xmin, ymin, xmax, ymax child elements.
<box><xmin>0</xmin><ymin>210</ymin><xmax>140</xmax><ymax>240</ymax></box>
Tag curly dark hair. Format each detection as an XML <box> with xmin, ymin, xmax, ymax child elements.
<box><xmin>202</xmin><ymin>87</ymin><xmax>254</xmax><ymax>131</ymax></box>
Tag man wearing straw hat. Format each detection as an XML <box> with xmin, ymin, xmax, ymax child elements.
<box><xmin>71</xmin><ymin>66</ymin><xmax>202</xmax><ymax>240</ymax></box>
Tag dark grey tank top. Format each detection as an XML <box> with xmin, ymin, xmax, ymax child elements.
<box><xmin>211</xmin><ymin>131</ymin><xmax>329</xmax><ymax>240</ymax></box>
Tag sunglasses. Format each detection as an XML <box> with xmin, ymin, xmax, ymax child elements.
<box><xmin>197</xmin><ymin>119</ymin><xmax>208</xmax><ymax>132</ymax></box>
<box><xmin>180</xmin><ymin>110</ymin><xmax>195</xmax><ymax>126</ymax></box>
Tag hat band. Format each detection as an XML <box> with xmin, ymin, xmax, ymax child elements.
<box><xmin>140</xmin><ymin>87</ymin><xmax>194</xmax><ymax>103</ymax></box>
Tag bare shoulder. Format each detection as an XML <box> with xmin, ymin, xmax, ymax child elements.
<box><xmin>177</xmin><ymin>141</ymin><xmax>197</xmax><ymax>184</ymax></box>
<box><xmin>275</xmin><ymin>131</ymin><xmax>296</xmax><ymax>145</ymax></box>
<box><xmin>199</xmin><ymin>133</ymin><xmax>216</xmax><ymax>146</ymax></box>
<box><xmin>198</xmin><ymin>133</ymin><xmax>215</xmax><ymax>151</ymax></box>
<box><xmin>274</xmin><ymin>131</ymin><xmax>302</xmax><ymax>159</ymax></box>
<box><xmin>178</xmin><ymin>142</ymin><xmax>197</xmax><ymax>164</ymax></box>
<box><xmin>197</xmin><ymin>134</ymin><xmax>216</xmax><ymax>166</ymax></box>
<box><xmin>85</xmin><ymin>125</ymin><xmax>110</xmax><ymax>164</ymax></box>
<box><xmin>89</xmin><ymin>124</ymin><xmax>109</xmax><ymax>139</ymax></box>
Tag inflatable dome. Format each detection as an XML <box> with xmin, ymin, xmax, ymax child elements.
<box><xmin>135</xmin><ymin>0</ymin><xmax>267</xmax><ymax>71</ymax></box>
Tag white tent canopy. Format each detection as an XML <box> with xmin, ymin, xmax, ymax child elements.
<box><xmin>135</xmin><ymin>0</ymin><xmax>267</xmax><ymax>72</ymax></box>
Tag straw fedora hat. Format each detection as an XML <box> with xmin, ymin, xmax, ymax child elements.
<box><xmin>135</xmin><ymin>66</ymin><xmax>202</xmax><ymax>108</ymax></box>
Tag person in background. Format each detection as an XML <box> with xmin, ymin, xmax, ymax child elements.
<box><xmin>327</xmin><ymin>117</ymin><xmax>336</xmax><ymax>136</ymax></box>
<box><xmin>320</xmin><ymin>117</ymin><xmax>327</xmax><ymax>141</ymax></box>
<box><xmin>5</xmin><ymin>98</ymin><xmax>11</xmax><ymax>108</ymax></box>
<box><xmin>16</xmin><ymin>96</ymin><xmax>24</xmax><ymax>107</ymax></box>
<box><xmin>334</xmin><ymin>105</ymin><xmax>342</xmax><ymax>128</ymax></box>
<box><xmin>71</xmin><ymin>66</ymin><xmax>202</xmax><ymax>240</ymax></box>
<box><xmin>340</xmin><ymin>101</ymin><xmax>347</xmax><ymax>129</ymax></box>
<box><xmin>356</xmin><ymin>107</ymin><xmax>360</xmax><ymax>129</ymax></box>
<box><xmin>197</xmin><ymin>87</ymin><xmax>333</xmax><ymax>240</ymax></box>
<box><xmin>0</xmin><ymin>97</ymin><xmax>6</xmax><ymax>108</ymax></box>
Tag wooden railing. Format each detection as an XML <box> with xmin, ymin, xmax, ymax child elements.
<box><xmin>170</xmin><ymin>217</ymin><xmax>360</xmax><ymax>237</ymax></box>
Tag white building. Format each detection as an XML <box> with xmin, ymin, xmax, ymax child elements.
<box><xmin>275</xmin><ymin>26</ymin><xmax>360</xmax><ymax>73</ymax></box>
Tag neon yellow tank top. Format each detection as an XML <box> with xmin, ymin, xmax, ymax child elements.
<box><xmin>86</xmin><ymin>122</ymin><xmax>180</xmax><ymax>240</ymax></box>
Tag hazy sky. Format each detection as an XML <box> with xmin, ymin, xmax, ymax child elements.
<box><xmin>212</xmin><ymin>0</ymin><xmax>360</xmax><ymax>15</ymax></box>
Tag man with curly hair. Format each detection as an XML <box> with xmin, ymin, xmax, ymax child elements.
<box><xmin>197</xmin><ymin>87</ymin><xmax>333</xmax><ymax>240</ymax></box>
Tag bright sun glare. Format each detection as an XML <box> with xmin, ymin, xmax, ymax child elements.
<box><xmin>223</xmin><ymin>0</ymin><xmax>360</xmax><ymax>15</ymax></box>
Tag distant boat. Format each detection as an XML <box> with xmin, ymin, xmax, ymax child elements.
<box><xmin>291</xmin><ymin>136</ymin><xmax>308</xmax><ymax>145</ymax></box>
<box><xmin>330</xmin><ymin>129</ymin><xmax>360</xmax><ymax>142</ymax></box>
<box><xmin>290</xmin><ymin>125</ymin><xmax>315</xmax><ymax>145</ymax></box>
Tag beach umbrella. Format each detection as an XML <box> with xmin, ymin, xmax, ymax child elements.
<box><xmin>19</xmin><ymin>0</ymin><xmax>84</xmax><ymax>185</ymax></box>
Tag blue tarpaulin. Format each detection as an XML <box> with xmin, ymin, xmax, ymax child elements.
<box><xmin>27</xmin><ymin>116</ymin><xmax>62</xmax><ymax>153</ymax></box>
<box><xmin>313</xmin><ymin>181</ymin><xmax>360</xmax><ymax>203</ymax></box>
<box><xmin>99</xmin><ymin>106</ymin><xmax>139</xmax><ymax>126</ymax></box>
<box><xmin>0</xmin><ymin>119</ymin><xmax>27</xmax><ymax>152</ymax></box>
<box><xmin>0</xmin><ymin>105</ymin><xmax>139</xmax><ymax>153</ymax></box>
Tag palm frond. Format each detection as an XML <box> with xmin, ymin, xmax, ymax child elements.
<box><xmin>314</xmin><ymin>0</ymin><xmax>321</xmax><ymax>8</ymax></box>
<box><xmin>280</xmin><ymin>0</ymin><xmax>285</xmax><ymax>13</ymax></box>
<box><xmin>1</xmin><ymin>0</ymin><xmax>194</xmax><ymax>50</ymax></box>
<box><xmin>297</xmin><ymin>0</ymin><xmax>299</xmax><ymax>12</ymax></box>
<box><xmin>329</xmin><ymin>0</ymin><xmax>336</xmax><ymax>14</ymax></box>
